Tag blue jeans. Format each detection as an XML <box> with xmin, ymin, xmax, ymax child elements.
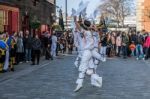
<box><xmin>136</xmin><ymin>44</ymin><xmax>144</xmax><ymax>58</ymax></box>
<box><xmin>131</xmin><ymin>50</ymin><xmax>135</xmax><ymax>56</ymax></box>
<box><xmin>25</xmin><ymin>49</ymin><xmax>31</xmax><ymax>61</ymax></box>
<box><xmin>122</xmin><ymin>45</ymin><xmax>127</xmax><ymax>58</ymax></box>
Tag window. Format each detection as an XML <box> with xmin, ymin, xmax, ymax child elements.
<box><xmin>0</xmin><ymin>10</ymin><xmax>8</xmax><ymax>32</ymax></box>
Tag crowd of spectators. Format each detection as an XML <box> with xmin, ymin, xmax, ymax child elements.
<box><xmin>100</xmin><ymin>31</ymin><xmax>150</xmax><ymax>60</ymax></box>
<box><xmin>0</xmin><ymin>30</ymin><xmax>74</xmax><ymax>73</ymax></box>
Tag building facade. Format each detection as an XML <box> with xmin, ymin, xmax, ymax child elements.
<box><xmin>137</xmin><ymin>0</ymin><xmax>150</xmax><ymax>32</ymax></box>
<box><xmin>0</xmin><ymin>0</ymin><xmax>55</xmax><ymax>34</ymax></box>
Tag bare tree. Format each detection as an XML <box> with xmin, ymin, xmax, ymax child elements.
<box><xmin>99</xmin><ymin>0</ymin><xmax>135</xmax><ymax>27</ymax></box>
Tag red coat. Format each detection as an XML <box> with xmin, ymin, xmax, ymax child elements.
<box><xmin>144</xmin><ymin>36</ymin><xmax>150</xmax><ymax>47</ymax></box>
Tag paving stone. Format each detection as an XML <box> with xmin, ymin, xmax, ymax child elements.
<box><xmin>0</xmin><ymin>56</ymin><xmax>150</xmax><ymax>98</ymax></box>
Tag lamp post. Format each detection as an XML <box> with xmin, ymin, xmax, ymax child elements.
<box><xmin>65</xmin><ymin>0</ymin><xmax>68</xmax><ymax>29</ymax></box>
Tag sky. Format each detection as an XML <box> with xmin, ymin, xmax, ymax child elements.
<box><xmin>56</xmin><ymin>0</ymin><xmax>101</xmax><ymax>17</ymax></box>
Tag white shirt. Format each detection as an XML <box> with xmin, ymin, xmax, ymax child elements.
<box><xmin>51</xmin><ymin>35</ymin><xmax>57</xmax><ymax>45</ymax></box>
<box><xmin>83</xmin><ymin>30</ymin><xmax>94</xmax><ymax>50</ymax></box>
<box><xmin>93</xmin><ymin>32</ymin><xmax>100</xmax><ymax>48</ymax></box>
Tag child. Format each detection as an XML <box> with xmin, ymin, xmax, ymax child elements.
<box><xmin>129</xmin><ymin>41</ymin><xmax>136</xmax><ymax>56</ymax></box>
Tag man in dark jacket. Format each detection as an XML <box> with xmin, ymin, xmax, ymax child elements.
<box><xmin>24</xmin><ymin>30</ymin><xmax>32</xmax><ymax>62</ymax></box>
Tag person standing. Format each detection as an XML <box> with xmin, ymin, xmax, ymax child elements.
<box><xmin>122</xmin><ymin>32</ymin><xmax>129</xmax><ymax>59</ymax></box>
<box><xmin>24</xmin><ymin>30</ymin><xmax>32</xmax><ymax>62</ymax></box>
<box><xmin>10</xmin><ymin>37</ymin><xmax>17</xmax><ymax>71</ymax></box>
<box><xmin>67</xmin><ymin>33</ymin><xmax>74</xmax><ymax>54</ymax></box>
<box><xmin>51</xmin><ymin>32</ymin><xmax>57</xmax><ymax>58</ymax></box>
<box><xmin>16</xmin><ymin>31</ymin><xmax>24</xmax><ymax>64</ymax></box>
<box><xmin>3</xmin><ymin>32</ymin><xmax>12</xmax><ymax>72</ymax></box>
<box><xmin>100</xmin><ymin>33</ymin><xmax>107</xmax><ymax>61</ymax></box>
<box><xmin>144</xmin><ymin>33</ymin><xmax>150</xmax><ymax>60</ymax></box>
<box><xmin>45</xmin><ymin>33</ymin><xmax>52</xmax><ymax>60</ymax></box>
<box><xmin>135</xmin><ymin>32</ymin><xmax>144</xmax><ymax>60</ymax></box>
<box><xmin>129</xmin><ymin>41</ymin><xmax>136</xmax><ymax>56</ymax></box>
<box><xmin>111</xmin><ymin>32</ymin><xmax>116</xmax><ymax>56</ymax></box>
<box><xmin>116</xmin><ymin>33</ymin><xmax>122</xmax><ymax>57</ymax></box>
<box><xmin>31</xmin><ymin>34</ymin><xmax>41</xmax><ymax>65</ymax></box>
<box><xmin>0</xmin><ymin>33</ymin><xmax>8</xmax><ymax>73</ymax></box>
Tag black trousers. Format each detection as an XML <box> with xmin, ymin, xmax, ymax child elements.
<box><xmin>32</xmin><ymin>50</ymin><xmax>41</xmax><ymax>64</ymax></box>
<box><xmin>122</xmin><ymin>46</ymin><xmax>127</xmax><ymax>58</ymax></box>
<box><xmin>145</xmin><ymin>47</ymin><xmax>150</xmax><ymax>59</ymax></box>
<box><xmin>45</xmin><ymin>51</ymin><xmax>53</xmax><ymax>60</ymax></box>
<box><xmin>107</xmin><ymin>47</ymin><xmax>111</xmax><ymax>57</ymax></box>
<box><xmin>16</xmin><ymin>52</ymin><xmax>24</xmax><ymax>64</ymax></box>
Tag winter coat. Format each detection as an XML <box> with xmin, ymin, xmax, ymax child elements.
<box><xmin>101</xmin><ymin>36</ymin><xmax>107</xmax><ymax>47</ymax></box>
<box><xmin>24</xmin><ymin>36</ymin><xmax>32</xmax><ymax>49</ymax></box>
<box><xmin>116</xmin><ymin>36</ymin><xmax>122</xmax><ymax>47</ymax></box>
<box><xmin>144</xmin><ymin>36</ymin><xmax>150</xmax><ymax>47</ymax></box>
<box><xmin>136</xmin><ymin>35</ymin><xmax>144</xmax><ymax>45</ymax></box>
<box><xmin>32</xmin><ymin>38</ymin><xmax>41</xmax><ymax>50</ymax></box>
<box><xmin>122</xmin><ymin>35</ymin><xmax>129</xmax><ymax>46</ymax></box>
<box><xmin>130</xmin><ymin>34</ymin><xmax>137</xmax><ymax>43</ymax></box>
<box><xmin>111</xmin><ymin>36</ymin><xmax>116</xmax><ymax>45</ymax></box>
<box><xmin>16</xmin><ymin>37</ymin><xmax>24</xmax><ymax>53</ymax></box>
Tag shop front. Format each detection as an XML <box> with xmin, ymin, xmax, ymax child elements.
<box><xmin>0</xmin><ymin>4</ymin><xmax>19</xmax><ymax>34</ymax></box>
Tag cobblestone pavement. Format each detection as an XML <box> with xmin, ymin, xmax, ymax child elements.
<box><xmin>0</xmin><ymin>55</ymin><xmax>150</xmax><ymax>99</ymax></box>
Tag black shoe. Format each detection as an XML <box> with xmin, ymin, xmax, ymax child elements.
<box><xmin>145</xmin><ymin>58</ymin><xmax>148</xmax><ymax>60</ymax></box>
<box><xmin>2</xmin><ymin>70</ymin><xmax>7</xmax><ymax>73</ymax></box>
<box><xmin>13</xmin><ymin>63</ymin><xmax>17</xmax><ymax>65</ymax></box>
<box><xmin>11</xmin><ymin>68</ymin><xmax>15</xmax><ymax>72</ymax></box>
<box><xmin>46</xmin><ymin>58</ymin><xmax>50</xmax><ymax>60</ymax></box>
<box><xmin>123</xmin><ymin>56</ymin><xmax>127</xmax><ymax>59</ymax></box>
<box><xmin>31</xmin><ymin>63</ymin><xmax>35</xmax><ymax>65</ymax></box>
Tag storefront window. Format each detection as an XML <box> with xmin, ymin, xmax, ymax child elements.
<box><xmin>0</xmin><ymin>4</ymin><xmax>19</xmax><ymax>34</ymax></box>
<box><xmin>0</xmin><ymin>10</ymin><xmax>4</xmax><ymax>32</ymax></box>
<box><xmin>0</xmin><ymin>10</ymin><xmax>8</xmax><ymax>32</ymax></box>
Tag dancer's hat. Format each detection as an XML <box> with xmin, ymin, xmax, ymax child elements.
<box><xmin>80</xmin><ymin>20</ymin><xmax>91</xmax><ymax>30</ymax></box>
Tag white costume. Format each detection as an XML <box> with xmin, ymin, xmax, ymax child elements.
<box><xmin>51</xmin><ymin>35</ymin><xmax>57</xmax><ymax>57</ymax></box>
<box><xmin>74</xmin><ymin>29</ymin><xmax>102</xmax><ymax>92</ymax></box>
<box><xmin>91</xmin><ymin>31</ymin><xmax>100</xmax><ymax>71</ymax></box>
<box><xmin>3</xmin><ymin>49</ymin><xmax>9</xmax><ymax>70</ymax></box>
<box><xmin>73</xmin><ymin>30</ymin><xmax>84</xmax><ymax>68</ymax></box>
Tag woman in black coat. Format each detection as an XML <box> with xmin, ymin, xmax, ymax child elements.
<box><xmin>31</xmin><ymin>34</ymin><xmax>41</xmax><ymax>65</ymax></box>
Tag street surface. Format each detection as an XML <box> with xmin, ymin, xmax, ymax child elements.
<box><xmin>0</xmin><ymin>54</ymin><xmax>150</xmax><ymax>99</ymax></box>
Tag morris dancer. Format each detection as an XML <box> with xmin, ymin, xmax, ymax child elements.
<box><xmin>74</xmin><ymin>20</ymin><xmax>102</xmax><ymax>92</ymax></box>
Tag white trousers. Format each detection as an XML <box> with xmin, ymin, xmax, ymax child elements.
<box><xmin>76</xmin><ymin>50</ymin><xmax>92</xmax><ymax>85</ymax></box>
<box><xmin>51</xmin><ymin>44</ymin><xmax>57</xmax><ymax>57</ymax></box>
<box><xmin>3</xmin><ymin>50</ymin><xmax>9</xmax><ymax>70</ymax></box>
<box><xmin>76</xmin><ymin>50</ymin><xmax>102</xmax><ymax>86</ymax></box>
<box><xmin>74</xmin><ymin>50</ymin><xmax>82</xmax><ymax>68</ymax></box>
<box><xmin>91</xmin><ymin>48</ymin><xmax>104</xmax><ymax>62</ymax></box>
<box><xmin>91</xmin><ymin>48</ymin><xmax>101</xmax><ymax>71</ymax></box>
<box><xmin>100</xmin><ymin>46</ymin><xmax>107</xmax><ymax>59</ymax></box>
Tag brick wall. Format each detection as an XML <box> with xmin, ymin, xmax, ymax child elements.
<box><xmin>137</xmin><ymin>0</ymin><xmax>150</xmax><ymax>32</ymax></box>
<box><xmin>142</xmin><ymin>0</ymin><xmax>150</xmax><ymax>32</ymax></box>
